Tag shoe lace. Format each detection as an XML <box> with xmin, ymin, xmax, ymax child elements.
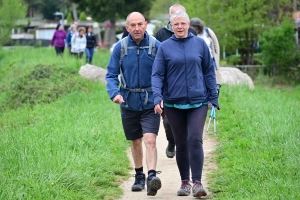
<box><xmin>193</xmin><ymin>180</ymin><xmax>201</xmax><ymax>189</ymax></box>
<box><xmin>133</xmin><ymin>173</ymin><xmax>144</xmax><ymax>184</ymax></box>
<box><xmin>180</xmin><ymin>180</ymin><xmax>191</xmax><ymax>190</ymax></box>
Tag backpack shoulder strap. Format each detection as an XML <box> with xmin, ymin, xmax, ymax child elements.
<box><xmin>119</xmin><ymin>36</ymin><xmax>129</xmax><ymax>88</ymax></box>
<box><xmin>147</xmin><ymin>35</ymin><xmax>157</xmax><ymax>57</ymax></box>
<box><xmin>205</xmin><ymin>28</ymin><xmax>211</xmax><ymax>38</ymax></box>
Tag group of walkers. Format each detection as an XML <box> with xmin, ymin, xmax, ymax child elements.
<box><xmin>106</xmin><ymin>3</ymin><xmax>220</xmax><ymax>198</ymax></box>
<box><xmin>50</xmin><ymin>21</ymin><xmax>98</xmax><ymax>64</ymax></box>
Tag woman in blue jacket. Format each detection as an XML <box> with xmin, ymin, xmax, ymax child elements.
<box><xmin>152</xmin><ymin>10</ymin><xmax>219</xmax><ymax>198</ymax></box>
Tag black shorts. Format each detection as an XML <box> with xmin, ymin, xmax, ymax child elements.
<box><xmin>120</xmin><ymin>107</ymin><xmax>160</xmax><ymax>140</ymax></box>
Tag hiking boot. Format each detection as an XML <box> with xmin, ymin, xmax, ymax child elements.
<box><xmin>131</xmin><ymin>172</ymin><xmax>145</xmax><ymax>191</ymax></box>
<box><xmin>147</xmin><ymin>173</ymin><xmax>161</xmax><ymax>196</ymax></box>
<box><xmin>166</xmin><ymin>143</ymin><xmax>175</xmax><ymax>158</ymax></box>
<box><xmin>192</xmin><ymin>181</ymin><xmax>207</xmax><ymax>197</ymax></box>
<box><xmin>177</xmin><ymin>180</ymin><xmax>191</xmax><ymax>196</ymax></box>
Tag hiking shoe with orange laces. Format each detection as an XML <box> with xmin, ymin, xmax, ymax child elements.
<box><xmin>192</xmin><ymin>181</ymin><xmax>207</xmax><ymax>197</ymax></box>
<box><xmin>177</xmin><ymin>180</ymin><xmax>191</xmax><ymax>196</ymax></box>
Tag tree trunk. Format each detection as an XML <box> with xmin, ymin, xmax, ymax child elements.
<box><xmin>108</xmin><ymin>18</ymin><xmax>116</xmax><ymax>48</ymax></box>
<box><xmin>72</xmin><ymin>3</ymin><xmax>78</xmax><ymax>21</ymax></box>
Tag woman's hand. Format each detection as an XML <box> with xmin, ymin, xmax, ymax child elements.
<box><xmin>154</xmin><ymin>101</ymin><xmax>164</xmax><ymax>114</ymax></box>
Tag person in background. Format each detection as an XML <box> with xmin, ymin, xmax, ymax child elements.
<box><xmin>152</xmin><ymin>10</ymin><xmax>219</xmax><ymax>197</ymax></box>
<box><xmin>67</xmin><ymin>24</ymin><xmax>77</xmax><ymax>53</ymax></box>
<box><xmin>50</xmin><ymin>23</ymin><xmax>67</xmax><ymax>56</ymax></box>
<box><xmin>190</xmin><ymin>18</ymin><xmax>220</xmax><ymax>70</ymax></box>
<box><xmin>85</xmin><ymin>26</ymin><xmax>98</xmax><ymax>64</ymax></box>
<box><xmin>71</xmin><ymin>27</ymin><xmax>86</xmax><ymax>59</ymax></box>
<box><xmin>106</xmin><ymin>12</ymin><xmax>162</xmax><ymax>196</ymax></box>
<box><xmin>155</xmin><ymin>4</ymin><xmax>197</xmax><ymax>159</ymax></box>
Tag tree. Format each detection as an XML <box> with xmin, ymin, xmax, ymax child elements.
<box><xmin>149</xmin><ymin>0</ymin><xmax>175</xmax><ymax>20</ymax></box>
<box><xmin>260</xmin><ymin>20</ymin><xmax>300</xmax><ymax>81</ymax></box>
<box><xmin>66</xmin><ymin>12</ymin><xmax>73</xmax><ymax>24</ymax></box>
<box><xmin>24</xmin><ymin>0</ymin><xmax>44</xmax><ymax>18</ymax></box>
<box><xmin>79</xmin><ymin>12</ymin><xmax>86</xmax><ymax>21</ymax></box>
<box><xmin>68</xmin><ymin>0</ymin><xmax>155</xmax><ymax>47</ymax></box>
<box><xmin>0</xmin><ymin>0</ymin><xmax>27</xmax><ymax>46</ymax></box>
<box><xmin>179</xmin><ymin>0</ymin><xmax>293</xmax><ymax>65</ymax></box>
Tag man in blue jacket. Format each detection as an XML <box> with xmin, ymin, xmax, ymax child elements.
<box><xmin>106</xmin><ymin>12</ymin><xmax>162</xmax><ymax>196</ymax></box>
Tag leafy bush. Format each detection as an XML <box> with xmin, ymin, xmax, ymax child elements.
<box><xmin>260</xmin><ymin>20</ymin><xmax>300</xmax><ymax>83</ymax></box>
<box><xmin>226</xmin><ymin>53</ymin><xmax>264</xmax><ymax>66</ymax></box>
<box><xmin>66</xmin><ymin>12</ymin><xmax>73</xmax><ymax>24</ymax></box>
<box><xmin>0</xmin><ymin>64</ymin><xmax>87</xmax><ymax>110</ymax></box>
<box><xmin>79</xmin><ymin>12</ymin><xmax>87</xmax><ymax>21</ymax></box>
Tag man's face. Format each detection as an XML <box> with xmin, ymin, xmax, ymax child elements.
<box><xmin>171</xmin><ymin>17</ymin><xmax>190</xmax><ymax>38</ymax></box>
<box><xmin>125</xmin><ymin>13</ymin><xmax>147</xmax><ymax>44</ymax></box>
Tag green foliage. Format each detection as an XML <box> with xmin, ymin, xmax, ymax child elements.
<box><xmin>210</xmin><ymin>85</ymin><xmax>300</xmax><ymax>199</ymax></box>
<box><xmin>179</xmin><ymin>0</ymin><xmax>292</xmax><ymax>64</ymax></box>
<box><xmin>226</xmin><ymin>53</ymin><xmax>263</xmax><ymax>66</ymax></box>
<box><xmin>0</xmin><ymin>64</ymin><xmax>86</xmax><ymax>110</ymax></box>
<box><xmin>0</xmin><ymin>47</ymin><xmax>130</xmax><ymax>199</ymax></box>
<box><xmin>0</xmin><ymin>0</ymin><xmax>27</xmax><ymax>46</ymax></box>
<box><xmin>149</xmin><ymin>0</ymin><xmax>175</xmax><ymax>20</ymax></box>
<box><xmin>0</xmin><ymin>47</ymin><xmax>111</xmax><ymax>111</ymax></box>
<box><xmin>68</xmin><ymin>0</ymin><xmax>155</xmax><ymax>46</ymax></box>
<box><xmin>260</xmin><ymin>20</ymin><xmax>300</xmax><ymax>83</ymax></box>
<box><xmin>66</xmin><ymin>12</ymin><xmax>73</xmax><ymax>24</ymax></box>
<box><xmin>79</xmin><ymin>12</ymin><xmax>87</xmax><ymax>21</ymax></box>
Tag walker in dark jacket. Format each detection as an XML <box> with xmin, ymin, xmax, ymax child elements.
<box><xmin>155</xmin><ymin>22</ymin><xmax>196</xmax><ymax>42</ymax></box>
<box><xmin>85</xmin><ymin>32</ymin><xmax>98</xmax><ymax>64</ymax></box>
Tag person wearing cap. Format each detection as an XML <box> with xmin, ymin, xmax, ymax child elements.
<box><xmin>50</xmin><ymin>23</ymin><xmax>67</xmax><ymax>56</ymax></box>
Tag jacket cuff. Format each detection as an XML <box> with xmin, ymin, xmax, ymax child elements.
<box><xmin>154</xmin><ymin>96</ymin><xmax>162</xmax><ymax>105</ymax></box>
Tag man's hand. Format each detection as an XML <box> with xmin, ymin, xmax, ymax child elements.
<box><xmin>113</xmin><ymin>94</ymin><xmax>124</xmax><ymax>104</ymax></box>
<box><xmin>154</xmin><ymin>101</ymin><xmax>164</xmax><ymax>114</ymax></box>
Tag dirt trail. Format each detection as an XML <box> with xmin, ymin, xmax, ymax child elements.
<box><xmin>119</xmin><ymin>121</ymin><xmax>218</xmax><ymax>200</ymax></box>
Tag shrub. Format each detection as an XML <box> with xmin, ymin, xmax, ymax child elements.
<box><xmin>66</xmin><ymin>12</ymin><xmax>73</xmax><ymax>24</ymax></box>
<box><xmin>0</xmin><ymin>64</ymin><xmax>87</xmax><ymax>110</ymax></box>
<box><xmin>260</xmin><ymin>20</ymin><xmax>300</xmax><ymax>83</ymax></box>
<box><xmin>79</xmin><ymin>12</ymin><xmax>87</xmax><ymax>21</ymax></box>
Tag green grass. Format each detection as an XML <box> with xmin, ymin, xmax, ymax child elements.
<box><xmin>0</xmin><ymin>47</ymin><xmax>130</xmax><ymax>199</ymax></box>
<box><xmin>211</xmin><ymin>85</ymin><xmax>300</xmax><ymax>199</ymax></box>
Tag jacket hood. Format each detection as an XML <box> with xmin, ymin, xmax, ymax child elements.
<box><xmin>170</xmin><ymin>32</ymin><xmax>194</xmax><ymax>41</ymax></box>
<box><xmin>164</xmin><ymin>22</ymin><xmax>173</xmax><ymax>33</ymax></box>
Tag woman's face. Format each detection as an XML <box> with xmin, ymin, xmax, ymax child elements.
<box><xmin>79</xmin><ymin>30</ymin><xmax>84</xmax><ymax>36</ymax></box>
<box><xmin>171</xmin><ymin>17</ymin><xmax>190</xmax><ymax>38</ymax></box>
<box><xmin>88</xmin><ymin>27</ymin><xmax>92</xmax><ymax>33</ymax></box>
<box><xmin>58</xmin><ymin>25</ymin><xmax>63</xmax><ymax>30</ymax></box>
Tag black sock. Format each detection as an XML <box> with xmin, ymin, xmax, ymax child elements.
<box><xmin>135</xmin><ymin>167</ymin><xmax>143</xmax><ymax>174</ymax></box>
<box><xmin>148</xmin><ymin>170</ymin><xmax>156</xmax><ymax>177</ymax></box>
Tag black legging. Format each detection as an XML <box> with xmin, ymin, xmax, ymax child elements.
<box><xmin>55</xmin><ymin>46</ymin><xmax>65</xmax><ymax>56</ymax></box>
<box><xmin>164</xmin><ymin>105</ymin><xmax>208</xmax><ymax>182</ymax></box>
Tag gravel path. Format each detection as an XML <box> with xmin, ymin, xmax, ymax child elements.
<box><xmin>118</xmin><ymin>121</ymin><xmax>218</xmax><ymax>199</ymax></box>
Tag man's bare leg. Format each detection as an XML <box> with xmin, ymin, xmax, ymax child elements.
<box><xmin>143</xmin><ymin>133</ymin><xmax>157</xmax><ymax>170</ymax></box>
<box><xmin>131</xmin><ymin>138</ymin><xmax>143</xmax><ymax>168</ymax></box>
<box><xmin>143</xmin><ymin>133</ymin><xmax>161</xmax><ymax>196</ymax></box>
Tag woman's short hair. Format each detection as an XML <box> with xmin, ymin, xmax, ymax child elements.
<box><xmin>78</xmin><ymin>27</ymin><xmax>85</xmax><ymax>33</ymax></box>
<box><xmin>170</xmin><ymin>10</ymin><xmax>190</xmax><ymax>23</ymax></box>
<box><xmin>190</xmin><ymin>18</ymin><xmax>205</xmax><ymax>34</ymax></box>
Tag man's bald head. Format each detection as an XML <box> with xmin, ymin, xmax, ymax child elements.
<box><xmin>126</xmin><ymin>12</ymin><xmax>146</xmax><ymax>25</ymax></box>
<box><xmin>125</xmin><ymin>12</ymin><xmax>148</xmax><ymax>45</ymax></box>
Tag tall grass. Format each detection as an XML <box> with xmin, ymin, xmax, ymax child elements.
<box><xmin>0</xmin><ymin>47</ymin><xmax>130</xmax><ymax>199</ymax></box>
<box><xmin>211</xmin><ymin>85</ymin><xmax>300</xmax><ymax>199</ymax></box>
